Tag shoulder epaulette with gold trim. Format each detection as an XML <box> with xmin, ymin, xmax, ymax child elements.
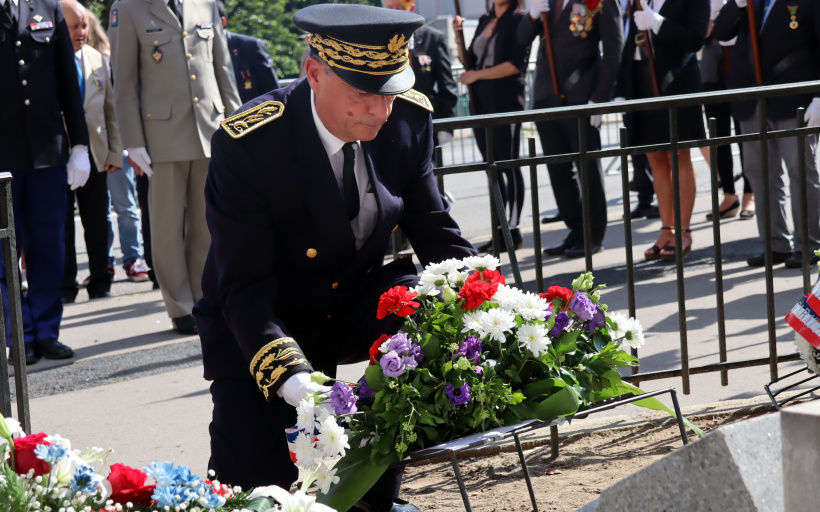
<box><xmin>250</xmin><ymin>336</ymin><xmax>313</xmax><ymax>402</ymax></box>
<box><xmin>398</xmin><ymin>89</ymin><xmax>433</xmax><ymax>112</ymax></box>
<box><xmin>221</xmin><ymin>100</ymin><xmax>285</xmax><ymax>139</ymax></box>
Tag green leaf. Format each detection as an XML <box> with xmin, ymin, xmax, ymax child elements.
<box><xmin>523</xmin><ymin>378</ymin><xmax>564</xmax><ymax>398</ymax></box>
<box><xmin>317</xmin><ymin>447</ymin><xmax>394</xmax><ymax>512</ymax></box>
<box><xmin>616</xmin><ymin>382</ymin><xmax>705</xmax><ymax>438</ymax></box>
<box><xmin>531</xmin><ymin>385</ymin><xmax>580</xmax><ymax>421</ymax></box>
<box><xmin>554</xmin><ymin>331</ymin><xmax>581</xmax><ymax>354</ymax></box>
<box><xmin>365</xmin><ymin>364</ymin><xmax>386</xmax><ymax>391</ymax></box>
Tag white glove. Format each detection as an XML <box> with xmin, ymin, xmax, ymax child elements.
<box><xmin>804</xmin><ymin>98</ymin><xmax>820</xmax><ymax>128</ymax></box>
<box><xmin>277</xmin><ymin>371</ymin><xmax>331</xmax><ymax>408</ymax></box>
<box><xmin>126</xmin><ymin>147</ymin><xmax>153</xmax><ymax>177</ymax></box>
<box><xmin>588</xmin><ymin>100</ymin><xmax>602</xmax><ymax>129</ymax></box>
<box><xmin>735</xmin><ymin>0</ymin><xmax>747</xmax><ymax>8</ymax></box>
<box><xmin>613</xmin><ymin>97</ymin><xmax>626</xmax><ymax>103</ymax></box>
<box><xmin>66</xmin><ymin>145</ymin><xmax>91</xmax><ymax>191</ymax></box>
<box><xmin>529</xmin><ymin>0</ymin><xmax>549</xmax><ymax>20</ymax></box>
<box><xmin>710</xmin><ymin>0</ymin><xmax>725</xmax><ymax>20</ymax></box>
<box><xmin>437</xmin><ymin>131</ymin><xmax>454</xmax><ymax>146</ymax></box>
<box><xmin>634</xmin><ymin>0</ymin><xmax>664</xmax><ymax>34</ymax></box>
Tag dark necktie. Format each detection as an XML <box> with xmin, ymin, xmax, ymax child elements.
<box><xmin>342</xmin><ymin>142</ymin><xmax>360</xmax><ymax>220</ymax></box>
<box><xmin>168</xmin><ymin>0</ymin><xmax>182</xmax><ymax>24</ymax></box>
<box><xmin>4</xmin><ymin>0</ymin><xmax>15</xmax><ymax>24</ymax></box>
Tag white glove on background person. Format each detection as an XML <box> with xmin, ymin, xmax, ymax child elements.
<box><xmin>734</xmin><ymin>0</ymin><xmax>747</xmax><ymax>8</ymax></box>
<box><xmin>613</xmin><ymin>97</ymin><xmax>626</xmax><ymax>103</ymax></box>
<box><xmin>126</xmin><ymin>147</ymin><xmax>153</xmax><ymax>177</ymax></box>
<box><xmin>277</xmin><ymin>371</ymin><xmax>332</xmax><ymax>408</ymax></box>
<box><xmin>634</xmin><ymin>0</ymin><xmax>665</xmax><ymax>34</ymax></box>
<box><xmin>529</xmin><ymin>0</ymin><xmax>549</xmax><ymax>20</ymax></box>
<box><xmin>437</xmin><ymin>131</ymin><xmax>454</xmax><ymax>146</ymax></box>
<box><xmin>710</xmin><ymin>0</ymin><xmax>726</xmax><ymax>20</ymax></box>
<box><xmin>804</xmin><ymin>98</ymin><xmax>820</xmax><ymax>128</ymax></box>
<box><xmin>588</xmin><ymin>101</ymin><xmax>602</xmax><ymax>129</ymax></box>
<box><xmin>66</xmin><ymin>145</ymin><xmax>90</xmax><ymax>191</ymax></box>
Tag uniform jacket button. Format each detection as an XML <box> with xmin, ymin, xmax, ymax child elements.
<box><xmin>332</xmin><ymin>282</ymin><xmax>339</xmax><ymax>290</ymax></box>
<box><xmin>193</xmin><ymin>97</ymin><xmax>199</xmax><ymax>103</ymax></box>
<box><xmin>21</xmin><ymin>80</ymin><xmax>27</xmax><ymax>86</ymax></box>
<box><xmin>191</xmin><ymin>74</ymin><xmax>196</xmax><ymax>80</ymax></box>
<box><xmin>182</xmin><ymin>31</ymin><xmax>188</xmax><ymax>37</ymax></box>
<box><xmin>306</xmin><ymin>248</ymin><xmax>317</xmax><ymax>258</ymax></box>
<box><xmin>16</xmin><ymin>40</ymin><xmax>21</xmax><ymax>46</ymax></box>
<box><xmin>24</xmin><ymin>99</ymin><xmax>30</xmax><ymax>106</ymax></box>
<box><xmin>18</xmin><ymin>60</ymin><xmax>24</xmax><ymax>66</ymax></box>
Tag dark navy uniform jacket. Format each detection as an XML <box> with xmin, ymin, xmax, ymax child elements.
<box><xmin>0</xmin><ymin>0</ymin><xmax>88</xmax><ymax>169</ymax></box>
<box><xmin>411</xmin><ymin>24</ymin><xmax>457</xmax><ymax>123</ymax></box>
<box><xmin>226</xmin><ymin>30</ymin><xmax>280</xmax><ymax>105</ymax></box>
<box><xmin>195</xmin><ymin>77</ymin><xmax>475</xmax><ymax>389</ymax></box>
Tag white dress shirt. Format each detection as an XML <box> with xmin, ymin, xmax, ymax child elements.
<box><xmin>310</xmin><ymin>89</ymin><xmax>378</xmax><ymax>250</ymax></box>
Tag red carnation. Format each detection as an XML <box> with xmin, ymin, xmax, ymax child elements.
<box><xmin>459</xmin><ymin>279</ymin><xmax>499</xmax><ymax>310</ymax></box>
<box><xmin>369</xmin><ymin>334</ymin><xmax>391</xmax><ymax>364</ymax></box>
<box><xmin>376</xmin><ymin>286</ymin><xmax>420</xmax><ymax>319</ymax></box>
<box><xmin>13</xmin><ymin>432</ymin><xmax>51</xmax><ymax>476</ymax></box>
<box><xmin>466</xmin><ymin>269</ymin><xmax>506</xmax><ymax>286</ymax></box>
<box><xmin>108</xmin><ymin>463</ymin><xmax>156</xmax><ymax>506</ymax></box>
<box><xmin>540</xmin><ymin>286</ymin><xmax>573</xmax><ymax>305</ymax></box>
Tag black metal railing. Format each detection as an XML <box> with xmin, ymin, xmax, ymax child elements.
<box><xmin>0</xmin><ymin>173</ymin><xmax>31</xmax><ymax>433</ymax></box>
<box><xmin>432</xmin><ymin>80</ymin><xmax>820</xmax><ymax>395</ymax></box>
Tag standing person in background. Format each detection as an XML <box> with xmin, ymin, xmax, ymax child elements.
<box><xmin>85</xmin><ymin>9</ymin><xmax>151</xmax><ymax>284</ymax></box>
<box><xmin>454</xmin><ymin>0</ymin><xmax>531</xmax><ymax>253</ymax></box>
<box><xmin>61</xmin><ymin>0</ymin><xmax>120</xmax><ymax>304</ymax></box>
<box><xmin>616</xmin><ymin>0</ymin><xmax>709</xmax><ymax>262</ymax></box>
<box><xmin>0</xmin><ymin>0</ymin><xmax>90</xmax><ymax>364</ymax></box>
<box><xmin>216</xmin><ymin>0</ymin><xmax>279</xmax><ymax>105</ymax></box>
<box><xmin>109</xmin><ymin>0</ymin><xmax>241</xmax><ymax>334</ymax></box>
<box><xmin>519</xmin><ymin>0</ymin><xmax>623</xmax><ymax>259</ymax></box>
<box><xmin>713</xmin><ymin>0</ymin><xmax>820</xmax><ymax>269</ymax></box>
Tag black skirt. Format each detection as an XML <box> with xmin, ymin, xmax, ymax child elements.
<box><xmin>625</xmin><ymin>58</ymin><xmax>706</xmax><ymax>147</ymax></box>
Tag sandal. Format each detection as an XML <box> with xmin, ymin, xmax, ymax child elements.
<box><xmin>645</xmin><ymin>227</ymin><xmax>674</xmax><ymax>261</ymax></box>
<box><xmin>660</xmin><ymin>229</ymin><xmax>693</xmax><ymax>261</ymax></box>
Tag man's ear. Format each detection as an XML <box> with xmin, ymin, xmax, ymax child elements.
<box><xmin>304</xmin><ymin>57</ymin><xmax>322</xmax><ymax>91</ymax></box>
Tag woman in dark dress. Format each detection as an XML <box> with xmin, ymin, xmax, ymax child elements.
<box><xmin>617</xmin><ymin>0</ymin><xmax>710</xmax><ymax>261</ymax></box>
<box><xmin>454</xmin><ymin>0</ymin><xmax>531</xmax><ymax>252</ymax></box>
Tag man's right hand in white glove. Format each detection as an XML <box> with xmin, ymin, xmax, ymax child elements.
<box><xmin>529</xmin><ymin>0</ymin><xmax>549</xmax><ymax>21</ymax></box>
<box><xmin>278</xmin><ymin>371</ymin><xmax>331</xmax><ymax>408</ymax></box>
<box><xmin>126</xmin><ymin>147</ymin><xmax>153</xmax><ymax>177</ymax></box>
<box><xmin>735</xmin><ymin>0</ymin><xmax>746</xmax><ymax>8</ymax></box>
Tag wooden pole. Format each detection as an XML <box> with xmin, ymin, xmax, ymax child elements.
<box><xmin>632</xmin><ymin>0</ymin><xmax>661</xmax><ymax>97</ymax></box>
<box><xmin>540</xmin><ymin>12</ymin><xmax>564</xmax><ymax>98</ymax></box>
<box><xmin>746</xmin><ymin>0</ymin><xmax>764</xmax><ymax>86</ymax></box>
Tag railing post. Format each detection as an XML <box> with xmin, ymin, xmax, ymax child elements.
<box><xmin>578</xmin><ymin>115</ymin><xmax>593</xmax><ymax>272</ymax></box>
<box><xmin>708</xmin><ymin>118</ymin><xmax>729</xmax><ymax>387</ymax></box>
<box><xmin>619</xmin><ymin>128</ymin><xmax>640</xmax><ymax>376</ymax></box>
<box><xmin>669</xmin><ymin>107</ymin><xmax>690</xmax><ymax>395</ymax></box>
<box><xmin>796</xmin><ymin>107</ymin><xmax>810</xmax><ymax>295</ymax></box>
<box><xmin>528</xmin><ymin>138</ymin><xmax>544</xmax><ymax>293</ymax></box>
<box><xmin>758</xmin><ymin>98</ymin><xmax>779</xmax><ymax>382</ymax></box>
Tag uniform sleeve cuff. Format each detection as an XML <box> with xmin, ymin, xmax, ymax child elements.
<box><xmin>249</xmin><ymin>337</ymin><xmax>313</xmax><ymax>403</ymax></box>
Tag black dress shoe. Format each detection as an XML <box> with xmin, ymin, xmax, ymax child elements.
<box><xmin>541</xmin><ymin>213</ymin><xmax>562</xmax><ymax>224</ymax></box>
<box><xmin>543</xmin><ymin>238</ymin><xmax>576</xmax><ymax>256</ymax></box>
<box><xmin>88</xmin><ymin>290</ymin><xmax>112</xmax><ymax>300</ymax></box>
<box><xmin>564</xmin><ymin>242</ymin><xmax>604</xmax><ymax>259</ymax></box>
<box><xmin>35</xmin><ymin>338</ymin><xmax>74</xmax><ymax>360</ymax></box>
<box><xmin>747</xmin><ymin>251</ymin><xmax>791</xmax><ymax>267</ymax></box>
<box><xmin>61</xmin><ymin>293</ymin><xmax>77</xmax><ymax>304</ymax></box>
<box><xmin>9</xmin><ymin>343</ymin><xmax>40</xmax><ymax>365</ymax></box>
<box><xmin>627</xmin><ymin>203</ymin><xmax>659</xmax><ymax>220</ymax></box>
<box><xmin>785</xmin><ymin>251</ymin><xmax>820</xmax><ymax>269</ymax></box>
<box><xmin>172</xmin><ymin>314</ymin><xmax>198</xmax><ymax>335</ymax></box>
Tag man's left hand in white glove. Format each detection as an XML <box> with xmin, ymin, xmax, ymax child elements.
<box><xmin>634</xmin><ymin>0</ymin><xmax>665</xmax><ymax>34</ymax></box>
<box><xmin>804</xmin><ymin>98</ymin><xmax>820</xmax><ymax>128</ymax></box>
<box><xmin>66</xmin><ymin>145</ymin><xmax>91</xmax><ymax>191</ymax></box>
<box><xmin>589</xmin><ymin>101</ymin><xmax>602</xmax><ymax>129</ymax></box>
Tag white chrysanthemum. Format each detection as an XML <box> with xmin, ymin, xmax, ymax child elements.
<box><xmin>517</xmin><ymin>293</ymin><xmax>550</xmax><ymax>322</ymax></box>
<box><xmin>795</xmin><ymin>335</ymin><xmax>820</xmax><ymax>374</ymax></box>
<box><xmin>622</xmin><ymin>318</ymin><xmax>645</xmax><ymax>349</ymax></box>
<box><xmin>424</xmin><ymin>258</ymin><xmax>464</xmax><ymax>277</ymax></box>
<box><xmin>291</xmin><ymin>432</ymin><xmax>318</xmax><ymax>471</ymax></box>
<box><xmin>478</xmin><ymin>309</ymin><xmax>517</xmax><ymax>343</ymax></box>
<box><xmin>314</xmin><ymin>466</ymin><xmax>341</xmax><ymax>495</ymax></box>
<box><xmin>296</xmin><ymin>397</ymin><xmax>316</xmax><ymax>433</ymax></box>
<box><xmin>316</xmin><ymin>416</ymin><xmax>349</xmax><ymax>459</ymax></box>
<box><xmin>314</xmin><ymin>405</ymin><xmax>334</xmax><ymax>425</ymax></box>
<box><xmin>45</xmin><ymin>434</ymin><xmax>71</xmax><ymax>450</ymax></box>
<box><xmin>411</xmin><ymin>283</ymin><xmax>440</xmax><ymax>298</ymax></box>
<box><xmin>419</xmin><ymin>272</ymin><xmax>447</xmax><ymax>287</ymax></box>
<box><xmin>517</xmin><ymin>323</ymin><xmax>551</xmax><ymax>357</ymax></box>
<box><xmin>447</xmin><ymin>271</ymin><xmax>470</xmax><ymax>288</ymax></box>
<box><xmin>463</xmin><ymin>255</ymin><xmax>500</xmax><ymax>272</ymax></box>
<box><xmin>461</xmin><ymin>311</ymin><xmax>483</xmax><ymax>333</ymax></box>
<box><xmin>492</xmin><ymin>285</ymin><xmax>524</xmax><ymax>311</ymax></box>
<box><xmin>608</xmin><ymin>312</ymin><xmax>630</xmax><ymax>340</ymax></box>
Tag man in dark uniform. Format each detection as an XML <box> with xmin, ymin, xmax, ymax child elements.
<box><xmin>216</xmin><ymin>0</ymin><xmax>280</xmax><ymax>105</ymax></box>
<box><xmin>518</xmin><ymin>0</ymin><xmax>623</xmax><ymax>258</ymax></box>
<box><xmin>0</xmin><ymin>0</ymin><xmax>90</xmax><ymax>364</ymax></box>
<box><xmin>193</xmin><ymin>4</ymin><xmax>475</xmax><ymax>510</ymax></box>
<box><xmin>713</xmin><ymin>0</ymin><xmax>820</xmax><ymax>269</ymax></box>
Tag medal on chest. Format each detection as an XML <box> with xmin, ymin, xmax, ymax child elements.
<box><xmin>788</xmin><ymin>5</ymin><xmax>799</xmax><ymax>30</ymax></box>
<box><xmin>241</xmin><ymin>70</ymin><xmax>252</xmax><ymax>90</ymax></box>
<box><xmin>152</xmin><ymin>46</ymin><xmax>163</xmax><ymax>63</ymax></box>
<box><xmin>569</xmin><ymin>0</ymin><xmax>603</xmax><ymax>38</ymax></box>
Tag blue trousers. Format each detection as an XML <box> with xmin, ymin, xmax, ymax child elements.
<box><xmin>107</xmin><ymin>157</ymin><xmax>143</xmax><ymax>266</ymax></box>
<box><xmin>0</xmin><ymin>166</ymin><xmax>67</xmax><ymax>345</ymax></box>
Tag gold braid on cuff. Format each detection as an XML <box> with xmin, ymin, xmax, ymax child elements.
<box><xmin>250</xmin><ymin>337</ymin><xmax>313</xmax><ymax>402</ymax></box>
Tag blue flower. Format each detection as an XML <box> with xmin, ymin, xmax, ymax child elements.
<box><xmin>144</xmin><ymin>461</ymin><xmax>177</xmax><ymax>486</ymax></box>
<box><xmin>170</xmin><ymin>464</ymin><xmax>200</xmax><ymax>487</ymax></box>
<box><xmin>152</xmin><ymin>485</ymin><xmax>185</xmax><ymax>508</ymax></box>
<box><xmin>70</xmin><ymin>465</ymin><xmax>98</xmax><ymax>494</ymax></box>
<box><xmin>444</xmin><ymin>382</ymin><xmax>471</xmax><ymax>406</ymax></box>
<box><xmin>34</xmin><ymin>444</ymin><xmax>68</xmax><ymax>465</ymax></box>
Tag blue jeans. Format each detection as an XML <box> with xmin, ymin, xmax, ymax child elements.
<box><xmin>107</xmin><ymin>157</ymin><xmax>143</xmax><ymax>266</ymax></box>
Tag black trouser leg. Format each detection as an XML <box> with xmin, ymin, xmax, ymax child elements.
<box><xmin>77</xmin><ymin>167</ymin><xmax>112</xmax><ymax>297</ymax></box>
<box><xmin>703</xmin><ymin>84</ymin><xmax>736</xmax><ymax>196</ymax></box>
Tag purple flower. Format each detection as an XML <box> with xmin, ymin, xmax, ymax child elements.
<box><xmin>402</xmin><ymin>355</ymin><xmax>419</xmax><ymax>370</ymax></box>
<box><xmin>455</xmin><ymin>336</ymin><xmax>482</xmax><ymax>364</ymax></box>
<box><xmin>549</xmin><ymin>311</ymin><xmax>570</xmax><ymax>337</ymax></box>
<box><xmin>586</xmin><ymin>306</ymin><xmax>606</xmax><ymax>333</ymax></box>
<box><xmin>444</xmin><ymin>382</ymin><xmax>472</xmax><ymax>406</ymax></box>
<box><xmin>380</xmin><ymin>351</ymin><xmax>406</xmax><ymax>378</ymax></box>
<box><xmin>408</xmin><ymin>343</ymin><xmax>424</xmax><ymax>363</ymax></box>
<box><xmin>330</xmin><ymin>381</ymin><xmax>358</xmax><ymax>414</ymax></box>
<box><xmin>474</xmin><ymin>366</ymin><xmax>483</xmax><ymax>375</ymax></box>
<box><xmin>569</xmin><ymin>292</ymin><xmax>598</xmax><ymax>322</ymax></box>
<box><xmin>356</xmin><ymin>376</ymin><xmax>377</xmax><ymax>398</ymax></box>
<box><xmin>386</xmin><ymin>333</ymin><xmax>411</xmax><ymax>354</ymax></box>
<box><xmin>544</xmin><ymin>307</ymin><xmax>553</xmax><ymax>322</ymax></box>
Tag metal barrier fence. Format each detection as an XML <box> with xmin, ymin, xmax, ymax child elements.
<box><xmin>0</xmin><ymin>172</ymin><xmax>31</xmax><ymax>432</ymax></box>
<box><xmin>432</xmin><ymin>80</ymin><xmax>820</xmax><ymax>395</ymax></box>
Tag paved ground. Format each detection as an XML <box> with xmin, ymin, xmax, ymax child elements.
<box><xmin>5</xmin><ymin>142</ymin><xmax>818</xmax><ymax>481</ymax></box>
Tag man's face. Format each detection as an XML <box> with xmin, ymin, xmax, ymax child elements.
<box><xmin>63</xmin><ymin>5</ymin><xmax>88</xmax><ymax>53</ymax></box>
<box><xmin>306</xmin><ymin>58</ymin><xmax>396</xmax><ymax>143</ymax></box>
<box><xmin>382</xmin><ymin>0</ymin><xmax>414</xmax><ymax>11</ymax></box>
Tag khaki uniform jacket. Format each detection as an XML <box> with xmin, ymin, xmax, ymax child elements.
<box><xmin>79</xmin><ymin>45</ymin><xmax>123</xmax><ymax>172</ymax></box>
<box><xmin>109</xmin><ymin>0</ymin><xmax>240</xmax><ymax>163</ymax></box>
